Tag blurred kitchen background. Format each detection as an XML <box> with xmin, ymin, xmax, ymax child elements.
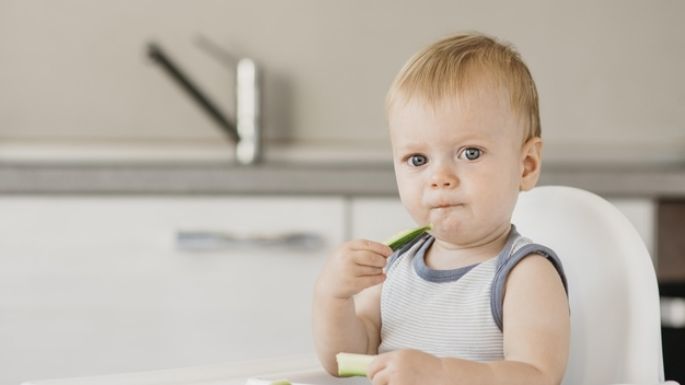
<box><xmin>0</xmin><ymin>1</ymin><xmax>684</xmax><ymax>384</ymax></box>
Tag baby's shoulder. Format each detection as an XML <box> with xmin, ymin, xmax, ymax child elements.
<box><xmin>507</xmin><ymin>252</ymin><xmax>562</xmax><ymax>282</ymax></box>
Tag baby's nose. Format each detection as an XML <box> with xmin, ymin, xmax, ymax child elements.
<box><xmin>430</xmin><ymin>171</ymin><xmax>458</xmax><ymax>189</ymax></box>
<box><xmin>431</xmin><ymin>180</ymin><xmax>456</xmax><ymax>188</ymax></box>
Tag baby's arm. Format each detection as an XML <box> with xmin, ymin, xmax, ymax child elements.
<box><xmin>312</xmin><ymin>240</ymin><xmax>391</xmax><ymax>375</ymax></box>
<box><xmin>368</xmin><ymin>254</ymin><xmax>569</xmax><ymax>385</ymax></box>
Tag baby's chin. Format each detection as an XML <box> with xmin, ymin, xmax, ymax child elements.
<box><xmin>428</xmin><ymin>217</ymin><xmax>467</xmax><ymax>240</ymax></box>
<box><xmin>430</xmin><ymin>224</ymin><xmax>491</xmax><ymax>248</ymax></box>
<box><xmin>428</xmin><ymin>214</ymin><xmax>513</xmax><ymax>247</ymax></box>
<box><xmin>428</xmin><ymin>209</ymin><xmax>464</xmax><ymax>229</ymax></box>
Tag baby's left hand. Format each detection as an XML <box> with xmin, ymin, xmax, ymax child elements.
<box><xmin>367</xmin><ymin>349</ymin><xmax>444</xmax><ymax>385</ymax></box>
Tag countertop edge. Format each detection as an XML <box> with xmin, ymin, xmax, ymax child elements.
<box><xmin>1</xmin><ymin>163</ymin><xmax>684</xmax><ymax>198</ymax></box>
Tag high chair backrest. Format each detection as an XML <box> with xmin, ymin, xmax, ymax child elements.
<box><xmin>512</xmin><ymin>186</ymin><xmax>664</xmax><ymax>385</ymax></box>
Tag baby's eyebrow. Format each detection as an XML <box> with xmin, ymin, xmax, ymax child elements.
<box><xmin>393</xmin><ymin>141</ymin><xmax>424</xmax><ymax>151</ymax></box>
<box><xmin>395</xmin><ymin>148</ymin><xmax>428</xmax><ymax>157</ymax></box>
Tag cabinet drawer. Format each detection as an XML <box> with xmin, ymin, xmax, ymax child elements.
<box><xmin>0</xmin><ymin>196</ymin><xmax>344</xmax><ymax>384</ymax></box>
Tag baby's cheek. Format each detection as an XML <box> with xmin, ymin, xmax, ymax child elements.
<box><xmin>408</xmin><ymin>205</ymin><xmax>429</xmax><ymax>226</ymax></box>
<box><xmin>399</xmin><ymin>190</ymin><xmax>425</xmax><ymax>220</ymax></box>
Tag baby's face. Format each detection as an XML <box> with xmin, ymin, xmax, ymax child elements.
<box><xmin>389</xmin><ymin>89</ymin><xmax>529</xmax><ymax>247</ymax></box>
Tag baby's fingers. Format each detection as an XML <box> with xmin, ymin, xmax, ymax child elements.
<box><xmin>349</xmin><ymin>239</ymin><xmax>393</xmax><ymax>258</ymax></box>
<box><xmin>353</xmin><ymin>251</ymin><xmax>388</xmax><ymax>269</ymax></box>
<box><xmin>353</xmin><ymin>264</ymin><xmax>384</xmax><ymax>277</ymax></box>
<box><xmin>367</xmin><ymin>355</ymin><xmax>388</xmax><ymax>384</ymax></box>
<box><xmin>357</xmin><ymin>274</ymin><xmax>386</xmax><ymax>288</ymax></box>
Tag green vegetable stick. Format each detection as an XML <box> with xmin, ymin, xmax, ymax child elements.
<box><xmin>334</xmin><ymin>226</ymin><xmax>430</xmax><ymax>378</ymax></box>
<box><xmin>384</xmin><ymin>224</ymin><xmax>432</xmax><ymax>251</ymax></box>
<box><xmin>336</xmin><ymin>352</ymin><xmax>376</xmax><ymax>377</ymax></box>
<box><xmin>269</xmin><ymin>380</ymin><xmax>291</xmax><ymax>385</ymax></box>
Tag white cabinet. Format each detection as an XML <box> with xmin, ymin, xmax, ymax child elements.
<box><xmin>0</xmin><ymin>196</ymin><xmax>345</xmax><ymax>385</ymax></box>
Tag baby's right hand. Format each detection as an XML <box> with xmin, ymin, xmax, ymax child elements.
<box><xmin>316</xmin><ymin>239</ymin><xmax>393</xmax><ymax>300</ymax></box>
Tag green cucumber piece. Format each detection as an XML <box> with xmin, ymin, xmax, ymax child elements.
<box><xmin>269</xmin><ymin>380</ymin><xmax>291</xmax><ymax>385</ymax></box>
<box><xmin>336</xmin><ymin>352</ymin><xmax>376</xmax><ymax>377</ymax></box>
<box><xmin>384</xmin><ymin>224</ymin><xmax>432</xmax><ymax>251</ymax></box>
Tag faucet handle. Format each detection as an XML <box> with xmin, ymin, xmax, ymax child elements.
<box><xmin>147</xmin><ymin>42</ymin><xmax>239</xmax><ymax>143</ymax></box>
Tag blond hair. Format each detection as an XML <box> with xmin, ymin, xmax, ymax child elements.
<box><xmin>386</xmin><ymin>32</ymin><xmax>541</xmax><ymax>141</ymax></box>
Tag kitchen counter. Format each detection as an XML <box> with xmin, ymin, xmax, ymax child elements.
<box><xmin>1</xmin><ymin>162</ymin><xmax>684</xmax><ymax>198</ymax></box>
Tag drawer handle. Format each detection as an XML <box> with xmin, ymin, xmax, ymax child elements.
<box><xmin>176</xmin><ymin>230</ymin><xmax>325</xmax><ymax>252</ymax></box>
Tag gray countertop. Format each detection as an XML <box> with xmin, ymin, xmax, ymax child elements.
<box><xmin>1</xmin><ymin>162</ymin><xmax>684</xmax><ymax>198</ymax></box>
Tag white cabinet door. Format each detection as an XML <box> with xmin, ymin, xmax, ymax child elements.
<box><xmin>0</xmin><ymin>196</ymin><xmax>344</xmax><ymax>385</ymax></box>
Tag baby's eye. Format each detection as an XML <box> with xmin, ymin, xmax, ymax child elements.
<box><xmin>407</xmin><ymin>154</ymin><xmax>428</xmax><ymax>167</ymax></box>
<box><xmin>460</xmin><ymin>147</ymin><xmax>482</xmax><ymax>161</ymax></box>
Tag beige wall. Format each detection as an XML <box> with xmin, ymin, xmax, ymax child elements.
<box><xmin>1</xmin><ymin>0</ymin><xmax>683</xmax><ymax>163</ymax></box>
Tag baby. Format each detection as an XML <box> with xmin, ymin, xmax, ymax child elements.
<box><xmin>313</xmin><ymin>32</ymin><xmax>570</xmax><ymax>385</ymax></box>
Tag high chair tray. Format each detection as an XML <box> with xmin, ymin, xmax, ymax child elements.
<box><xmin>245</xmin><ymin>369</ymin><xmax>369</xmax><ymax>385</ymax></box>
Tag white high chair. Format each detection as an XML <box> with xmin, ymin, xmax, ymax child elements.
<box><xmin>512</xmin><ymin>185</ymin><xmax>677</xmax><ymax>385</ymax></box>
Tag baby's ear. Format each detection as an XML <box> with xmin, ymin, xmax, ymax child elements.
<box><xmin>519</xmin><ymin>137</ymin><xmax>543</xmax><ymax>191</ymax></box>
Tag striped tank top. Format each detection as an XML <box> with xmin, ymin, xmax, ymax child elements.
<box><xmin>379</xmin><ymin>225</ymin><xmax>567</xmax><ymax>361</ymax></box>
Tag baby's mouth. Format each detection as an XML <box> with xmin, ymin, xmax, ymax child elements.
<box><xmin>431</xmin><ymin>202</ymin><xmax>463</xmax><ymax>210</ymax></box>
